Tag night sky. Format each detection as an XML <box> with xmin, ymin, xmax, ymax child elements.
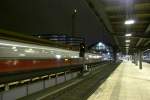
<box><xmin>0</xmin><ymin>0</ymin><xmax>115</xmax><ymax>46</ymax></box>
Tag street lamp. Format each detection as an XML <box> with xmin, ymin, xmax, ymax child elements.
<box><xmin>72</xmin><ymin>9</ymin><xmax>78</xmax><ymax>35</ymax></box>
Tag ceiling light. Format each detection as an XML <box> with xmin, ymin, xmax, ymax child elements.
<box><xmin>98</xmin><ymin>42</ymin><xmax>103</xmax><ymax>46</ymax></box>
<box><xmin>38</xmin><ymin>36</ymin><xmax>41</xmax><ymax>38</ymax></box>
<box><xmin>125</xmin><ymin>33</ymin><xmax>132</xmax><ymax>37</ymax></box>
<box><xmin>71</xmin><ymin>56</ymin><xmax>78</xmax><ymax>58</ymax></box>
<box><xmin>12</xmin><ymin>46</ymin><xmax>16</xmax><ymax>49</ymax></box>
<box><xmin>56</xmin><ymin>55</ymin><xmax>61</xmax><ymax>59</ymax></box>
<box><xmin>19</xmin><ymin>54</ymin><xmax>26</xmax><ymax>57</ymax></box>
<box><xmin>14</xmin><ymin>49</ymin><xmax>18</xmax><ymax>52</ymax></box>
<box><xmin>65</xmin><ymin>59</ymin><xmax>69</xmax><ymax>61</ymax></box>
<box><xmin>50</xmin><ymin>51</ymin><xmax>54</xmax><ymax>53</ymax></box>
<box><xmin>125</xmin><ymin>40</ymin><xmax>130</xmax><ymax>43</ymax></box>
<box><xmin>125</xmin><ymin>19</ymin><xmax>135</xmax><ymax>25</ymax></box>
<box><xmin>25</xmin><ymin>48</ymin><xmax>34</xmax><ymax>53</ymax></box>
<box><xmin>74</xmin><ymin>9</ymin><xmax>77</xmax><ymax>13</ymax></box>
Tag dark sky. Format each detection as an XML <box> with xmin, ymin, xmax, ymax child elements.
<box><xmin>0</xmin><ymin>0</ymin><xmax>114</xmax><ymax>46</ymax></box>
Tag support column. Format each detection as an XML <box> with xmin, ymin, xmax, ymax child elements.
<box><xmin>135</xmin><ymin>53</ymin><xmax>138</xmax><ymax>66</ymax></box>
<box><xmin>4</xmin><ymin>84</ymin><xmax>9</xmax><ymax>91</ymax></box>
<box><xmin>113</xmin><ymin>48</ymin><xmax>117</xmax><ymax>63</ymax></box>
<box><xmin>139</xmin><ymin>50</ymin><xmax>142</xmax><ymax>69</ymax></box>
<box><xmin>55</xmin><ymin>74</ymin><xmax>58</xmax><ymax>85</ymax></box>
<box><xmin>26</xmin><ymin>84</ymin><xmax>29</xmax><ymax>96</ymax></box>
<box><xmin>132</xmin><ymin>55</ymin><xmax>134</xmax><ymax>63</ymax></box>
<box><xmin>64</xmin><ymin>72</ymin><xmax>67</xmax><ymax>81</ymax></box>
<box><xmin>132</xmin><ymin>53</ymin><xmax>136</xmax><ymax>65</ymax></box>
<box><xmin>83</xmin><ymin>57</ymin><xmax>86</xmax><ymax>71</ymax></box>
<box><xmin>43</xmin><ymin>79</ymin><xmax>46</xmax><ymax>89</ymax></box>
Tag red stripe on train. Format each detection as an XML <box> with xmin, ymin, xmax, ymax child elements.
<box><xmin>0</xmin><ymin>59</ymin><xmax>81</xmax><ymax>73</ymax></box>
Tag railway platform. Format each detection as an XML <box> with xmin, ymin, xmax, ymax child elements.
<box><xmin>17</xmin><ymin>63</ymin><xmax>119</xmax><ymax>100</ymax></box>
<box><xmin>88</xmin><ymin>61</ymin><xmax>150</xmax><ymax>100</ymax></box>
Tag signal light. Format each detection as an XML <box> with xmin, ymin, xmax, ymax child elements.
<box><xmin>79</xmin><ymin>43</ymin><xmax>85</xmax><ymax>57</ymax></box>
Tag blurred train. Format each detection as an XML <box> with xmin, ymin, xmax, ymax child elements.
<box><xmin>0</xmin><ymin>39</ymin><xmax>102</xmax><ymax>74</ymax></box>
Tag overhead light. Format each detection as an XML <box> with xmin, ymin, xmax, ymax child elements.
<box><xmin>20</xmin><ymin>79</ymin><xmax>30</xmax><ymax>83</ymax></box>
<box><xmin>74</xmin><ymin>9</ymin><xmax>77</xmax><ymax>13</ymax></box>
<box><xmin>50</xmin><ymin>51</ymin><xmax>54</xmax><ymax>54</ymax></box>
<box><xmin>0</xmin><ymin>84</ymin><xmax>4</xmax><ymax>88</ymax></box>
<box><xmin>41</xmin><ymin>75</ymin><xmax>48</xmax><ymax>79</ymax></box>
<box><xmin>25</xmin><ymin>48</ymin><xmax>34</xmax><ymax>53</ymax></box>
<box><xmin>12</xmin><ymin>46</ymin><xmax>16</xmax><ymax>49</ymax></box>
<box><xmin>65</xmin><ymin>59</ymin><xmax>69</xmax><ymax>61</ymax></box>
<box><xmin>56</xmin><ymin>55</ymin><xmax>61</xmax><ymax>59</ymax></box>
<box><xmin>8</xmin><ymin>81</ymin><xmax>19</xmax><ymax>86</ymax></box>
<box><xmin>71</xmin><ymin>56</ymin><xmax>79</xmax><ymax>58</ymax></box>
<box><xmin>125</xmin><ymin>19</ymin><xmax>135</xmax><ymax>25</ymax></box>
<box><xmin>125</xmin><ymin>40</ymin><xmax>130</xmax><ymax>43</ymax></box>
<box><xmin>32</xmin><ymin>77</ymin><xmax>40</xmax><ymax>81</ymax></box>
<box><xmin>38</xmin><ymin>36</ymin><xmax>41</xmax><ymax>38</ymax></box>
<box><xmin>19</xmin><ymin>54</ymin><xmax>26</xmax><ymax>57</ymax></box>
<box><xmin>125</xmin><ymin>33</ymin><xmax>132</xmax><ymax>37</ymax></box>
<box><xmin>13</xmin><ymin>49</ymin><xmax>18</xmax><ymax>52</ymax></box>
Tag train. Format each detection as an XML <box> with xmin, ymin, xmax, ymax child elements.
<box><xmin>0</xmin><ymin>39</ymin><xmax>102</xmax><ymax>74</ymax></box>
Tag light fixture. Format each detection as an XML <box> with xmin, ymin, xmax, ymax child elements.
<box><xmin>98</xmin><ymin>42</ymin><xmax>103</xmax><ymax>46</ymax></box>
<box><xmin>56</xmin><ymin>55</ymin><xmax>61</xmax><ymax>59</ymax></box>
<box><xmin>25</xmin><ymin>48</ymin><xmax>34</xmax><ymax>53</ymax></box>
<box><xmin>38</xmin><ymin>36</ymin><xmax>41</xmax><ymax>38</ymax></box>
<box><xmin>12</xmin><ymin>46</ymin><xmax>16</xmax><ymax>49</ymax></box>
<box><xmin>74</xmin><ymin>9</ymin><xmax>77</xmax><ymax>13</ymax></box>
<box><xmin>71</xmin><ymin>56</ymin><xmax>78</xmax><ymax>58</ymax></box>
<box><xmin>125</xmin><ymin>19</ymin><xmax>135</xmax><ymax>25</ymax></box>
<box><xmin>125</xmin><ymin>40</ymin><xmax>130</xmax><ymax>43</ymax></box>
<box><xmin>13</xmin><ymin>49</ymin><xmax>18</xmax><ymax>52</ymax></box>
<box><xmin>125</xmin><ymin>33</ymin><xmax>132</xmax><ymax>37</ymax></box>
<box><xmin>19</xmin><ymin>54</ymin><xmax>26</xmax><ymax>57</ymax></box>
<box><xmin>65</xmin><ymin>59</ymin><xmax>69</xmax><ymax>61</ymax></box>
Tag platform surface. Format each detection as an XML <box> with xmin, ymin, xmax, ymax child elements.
<box><xmin>88</xmin><ymin>61</ymin><xmax>150</xmax><ymax>100</ymax></box>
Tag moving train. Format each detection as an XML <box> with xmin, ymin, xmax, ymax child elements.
<box><xmin>0</xmin><ymin>39</ymin><xmax>102</xmax><ymax>74</ymax></box>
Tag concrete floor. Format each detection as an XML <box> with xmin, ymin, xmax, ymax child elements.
<box><xmin>88</xmin><ymin>61</ymin><xmax>150</xmax><ymax>100</ymax></box>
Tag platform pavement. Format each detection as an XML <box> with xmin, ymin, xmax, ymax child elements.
<box><xmin>88</xmin><ymin>61</ymin><xmax>150</xmax><ymax>100</ymax></box>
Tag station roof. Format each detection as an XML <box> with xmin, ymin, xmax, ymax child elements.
<box><xmin>87</xmin><ymin>0</ymin><xmax>150</xmax><ymax>53</ymax></box>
